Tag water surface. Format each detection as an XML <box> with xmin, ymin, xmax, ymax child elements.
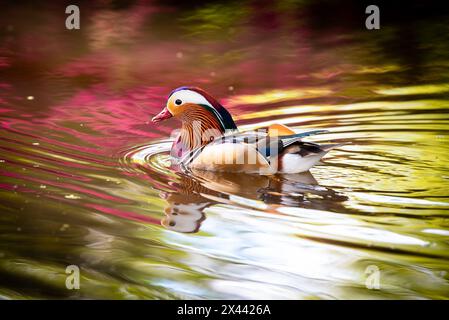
<box><xmin>1</xmin><ymin>1</ymin><xmax>449</xmax><ymax>299</ymax></box>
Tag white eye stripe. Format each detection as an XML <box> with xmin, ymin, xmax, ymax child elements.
<box><xmin>169</xmin><ymin>90</ymin><xmax>213</xmax><ymax>108</ymax></box>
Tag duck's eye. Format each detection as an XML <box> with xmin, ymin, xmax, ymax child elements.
<box><xmin>175</xmin><ymin>99</ymin><xmax>182</xmax><ymax>106</ymax></box>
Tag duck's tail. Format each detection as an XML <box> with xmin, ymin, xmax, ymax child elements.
<box><xmin>277</xmin><ymin>141</ymin><xmax>348</xmax><ymax>174</ymax></box>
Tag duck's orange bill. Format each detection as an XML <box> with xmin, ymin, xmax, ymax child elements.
<box><xmin>152</xmin><ymin>107</ymin><xmax>173</xmax><ymax>123</ymax></box>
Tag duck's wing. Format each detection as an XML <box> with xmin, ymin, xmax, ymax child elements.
<box><xmin>267</xmin><ymin>123</ymin><xmax>329</xmax><ymax>137</ymax></box>
<box><xmin>279</xmin><ymin>130</ymin><xmax>329</xmax><ymax>146</ymax></box>
<box><xmin>255</xmin><ymin>130</ymin><xmax>329</xmax><ymax>159</ymax></box>
<box><xmin>268</xmin><ymin>123</ymin><xmax>296</xmax><ymax>136</ymax></box>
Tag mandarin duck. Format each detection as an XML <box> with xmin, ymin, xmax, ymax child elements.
<box><xmin>152</xmin><ymin>86</ymin><xmax>342</xmax><ymax>175</ymax></box>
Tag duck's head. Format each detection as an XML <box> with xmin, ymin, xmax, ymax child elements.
<box><xmin>152</xmin><ymin>86</ymin><xmax>237</xmax><ymax>132</ymax></box>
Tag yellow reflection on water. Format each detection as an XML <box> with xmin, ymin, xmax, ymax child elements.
<box><xmin>375</xmin><ymin>84</ymin><xmax>449</xmax><ymax>96</ymax></box>
<box><xmin>229</xmin><ymin>88</ymin><xmax>333</xmax><ymax>106</ymax></box>
<box><xmin>354</xmin><ymin>64</ymin><xmax>401</xmax><ymax>74</ymax></box>
<box><xmin>234</xmin><ymin>99</ymin><xmax>449</xmax><ymax>123</ymax></box>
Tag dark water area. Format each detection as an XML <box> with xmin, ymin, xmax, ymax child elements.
<box><xmin>1</xmin><ymin>0</ymin><xmax>449</xmax><ymax>299</ymax></box>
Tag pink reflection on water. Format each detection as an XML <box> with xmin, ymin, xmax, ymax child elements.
<box><xmin>1</xmin><ymin>83</ymin><xmax>177</xmax><ymax>154</ymax></box>
<box><xmin>46</xmin><ymin>84</ymin><xmax>173</xmax><ymax>145</ymax></box>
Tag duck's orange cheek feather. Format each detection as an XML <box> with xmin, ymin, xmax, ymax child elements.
<box><xmin>167</xmin><ymin>103</ymin><xmax>194</xmax><ymax>117</ymax></box>
<box><xmin>166</xmin><ymin>102</ymin><xmax>176</xmax><ymax>116</ymax></box>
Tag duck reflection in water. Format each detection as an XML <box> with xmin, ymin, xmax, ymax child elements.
<box><xmin>160</xmin><ymin>169</ymin><xmax>348</xmax><ymax>233</ymax></box>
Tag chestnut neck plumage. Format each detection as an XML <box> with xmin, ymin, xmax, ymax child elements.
<box><xmin>179</xmin><ymin>106</ymin><xmax>225</xmax><ymax>151</ymax></box>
